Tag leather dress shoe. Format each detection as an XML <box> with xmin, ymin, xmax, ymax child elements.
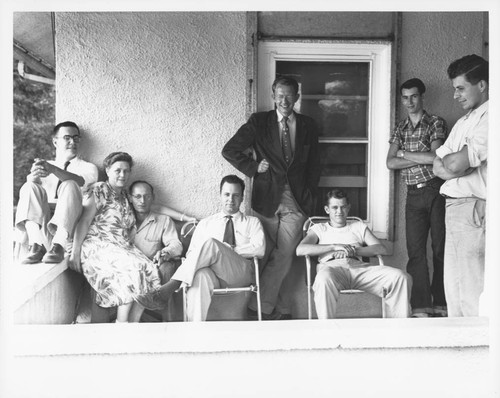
<box><xmin>21</xmin><ymin>243</ymin><xmax>47</xmax><ymax>264</ymax></box>
<box><xmin>42</xmin><ymin>243</ymin><xmax>66</xmax><ymax>263</ymax></box>
<box><xmin>247</xmin><ymin>308</ymin><xmax>292</xmax><ymax>321</ymax></box>
<box><xmin>135</xmin><ymin>288</ymin><xmax>169</xmax><ymax>311</ymax></box>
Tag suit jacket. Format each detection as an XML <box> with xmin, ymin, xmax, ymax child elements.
<box><xmin>222</xmin><ymin>110</ymin><xmax>321</xmax><ymax>217</ymax></box>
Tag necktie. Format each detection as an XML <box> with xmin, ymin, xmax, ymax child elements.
<box><xmin>281</xmin><ymin>116</ymin><xmax>293</xmax><ymax>165</ymax></box>
<box><xmin>55</xmin><ymin>160</ymin><xmax>71</xmax><ymax>199</ymax></box>
<box><xmin>223</xmin><ymin>215</ymin><xmax>236</xmax><ymax>247</ymax></box>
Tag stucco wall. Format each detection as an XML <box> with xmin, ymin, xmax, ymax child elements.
<box><xmin>56</xmin><ymin>12</ymin><xmax>249</xmax><ymax>219</ymax></box>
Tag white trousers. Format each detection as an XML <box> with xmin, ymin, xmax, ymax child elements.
<box><xmin>313</xmin><ymin>262</ymin><xmax>412</xmax><ymax>319</ymax></box>
<box><xmin>15</xmin><ymin>180</ymin><xmax>83</xmax><ymax>247</ymax></box>
<box><xmin>444</xmin><ymin>198</ymin><xmax>486</xmax><ymax>317</ymax></box>
<box><xmin>172</xmin><ymin>238</ymin><xmax>253</xmax><ymax>322</ymax></box>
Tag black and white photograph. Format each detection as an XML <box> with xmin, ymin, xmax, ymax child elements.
<box><xmin>1</xmin><ymin>0</ymin><xmax>499</xmax><ymax>397</ymax></box>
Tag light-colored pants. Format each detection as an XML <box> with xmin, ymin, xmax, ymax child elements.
<box><xmin>444</xmin><ymin>198</ymin><xmax>486</xmax><ymax>317</ymax></box>
<box><xmin>249</xmin><ymin>189</ymin><xmax>306</xmax><ymax>314</ymax></box>
<box><xmin>15</xmin><ymin>180</ymin><xmax>83</xmax><ymax>246</ymax></box>
<box><xmin>313</xmin><ymin>262</ymin><xmax>412</xmax><ymax>319</ymax></box>
<box><xmin>172</xmin><ymin>238</ymin><xmax>253</xmax><ymax>322</ymax></box>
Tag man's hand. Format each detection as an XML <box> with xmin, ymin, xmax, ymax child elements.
<box><xmin>257</xmin><ymin>159</ymin><xmax>270</xmax><ymax>173</ymax></box>
<box><xmin>153</xmin><ymin>248</ymin><xmax>174</xmax><ymax>264</ymax></box>
<box><xmin>29</xmin><ymin>158</ymin><xmax>51</xmax><ymax>181</ymax></box>
<box><xmin>332</xmin><ymin>244</ymin><xmax>356</xmax><ymax>257</ymax></box>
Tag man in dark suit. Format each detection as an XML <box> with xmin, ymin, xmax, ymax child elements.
<box><xmin>222</xmin><ymin>77</ymin><xmax>321</xmax><ymax>320</ymax></box>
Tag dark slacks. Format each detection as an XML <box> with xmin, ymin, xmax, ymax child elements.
<box><xmin>405</xmin><ymin>180</ymin><xmax>446</xmax><ymax>313</ymax></box>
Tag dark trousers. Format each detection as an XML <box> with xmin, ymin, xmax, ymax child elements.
<box><xmin>405</xmin><ymin>180</ymin><xmax>446</xmax><ymax>312</ymax></box>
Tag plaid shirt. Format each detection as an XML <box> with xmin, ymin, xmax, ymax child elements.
<box><xmin>389</xmin><ymin>111</ymin><xmax>447</xmax><ymax>185</ymax></box>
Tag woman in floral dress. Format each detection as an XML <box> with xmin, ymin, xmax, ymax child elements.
<box><xmin>70</xmin><ymin>152</ymin><xmax>160</xmax><ymax>323</ymax></box>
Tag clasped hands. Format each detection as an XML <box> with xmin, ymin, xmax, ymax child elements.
<box><xmin>329</xmin><ymin>244</ymin><xmax>356</xmax><ymax>259</ymax></box>
<box><xmin>153</xmin><ymin>248</ymin><xmax>175</xmax><ymax>264</ymax></box>
<box><xmin>29</xmin><ymin>158</ymin><xmax>55</xmax><ymax>181</ymax></box>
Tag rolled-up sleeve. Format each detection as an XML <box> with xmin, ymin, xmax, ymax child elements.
<box><xmin>466</xmin><ymin>113</ymin><xmax>488</xmax><ymax>167</ymax></box>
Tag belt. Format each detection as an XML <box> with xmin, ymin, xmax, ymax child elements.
<box><xmin>407</xmin><ymin>182</ymin><xmax>428</xmax><ymax>190</ymax></box>
<box><xmin>407</xmin><ymin>178</ymin><xmax>442</xmax><ymax>191</ymax></box>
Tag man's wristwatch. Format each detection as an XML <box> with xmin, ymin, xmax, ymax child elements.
<box><xmin>398</xmin><ymin>150</ymin><xmax>405</xmax><ymax>158</ymax></box>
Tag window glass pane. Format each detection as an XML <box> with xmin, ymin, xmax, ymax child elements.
<box><xmin>319</xmin><ymin>143</ymin><xmax>367</xmax><ymax>177</ymax></box>
<box><xmin>276</xmin><ymin>61</ymin><xmax>369</xmax><ymax>138</ymax></box>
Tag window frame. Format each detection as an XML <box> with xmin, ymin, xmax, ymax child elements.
<box><xmin>257</xmin><ymin>40</ymin><xmax>392</xmax><ymax>239</ymax></box>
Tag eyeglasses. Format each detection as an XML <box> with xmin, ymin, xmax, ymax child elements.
<box><xmin>131</xmin><ymin>194</ymin><xmax>153</xmax><ymax>201</ymax></box>
<box><xmin>274</xmin><ymin>95</ymin><xmax>296</xmax><ymax>102</ymax></box>
<box><xmin>58</xmin><ymin>134</ymin><xmax>81</xmax><ymax>143</ymax></box>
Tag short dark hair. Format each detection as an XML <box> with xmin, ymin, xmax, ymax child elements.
<box><xmin>103</xmin><ymin>152</ymin><xmax>133</xmax><ymax>170</ymax></box>
<box><xmin>447</xmin><ymin>54</ymin><xmax>488</xmax><ymax>84</ymax></box>
<box><xmin>400</xmin><ymin>78</ymin><xmax>426</xmax><ymax>95</ymax></box>
<box><xmin>324</xmin><ymin>189</ymin><xmax>350</xmax><ymax>207</ymax></box>
<box><xmin>53</xmin><ymin>121</ymin><xmax>80</xmax><ymax>137</ymax></box>
<box><xmin>272</xmin><ymin>77</ymin><xmax>299</xmax><ymax>95</ymax></box>
<box><xmin>129</xmin><ymin>180</ymin><xmax>154</xmax><ymax>196</ymax></box>
<box><xmin>220</xmin><ymin>174</ymin><xmax>245</xmax><ymax>195</ymax></box>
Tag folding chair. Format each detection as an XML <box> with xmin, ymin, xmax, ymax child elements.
<box><xmin>301</xmin><ymin>216</ymin><xmax>387</xmax><ymax>320</ymax></box>
<box><xmin>179</xmin><ymin>220</ymin><xmax>262</xmax><ymax>321</ymax></box>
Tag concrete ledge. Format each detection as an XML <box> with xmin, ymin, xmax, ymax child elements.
<box><xmin>12</xmin><ymin>316</ymin><xmax>488</xmax><ymax>357</ymax></box>
<box><xmin>14</xmin><ymin>259</ymin><xmax>69</xmax><ymax>310</ymax></box>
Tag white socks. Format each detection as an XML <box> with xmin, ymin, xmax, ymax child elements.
<box><xmin>52</xmin><ymin>227</ymin><xmax>69</xmax><ymax>247</ymax></box>
<box><xmin>25</xmin><ymin>221</ymin><xmax>43</xmax><ymax>246</ymax></box>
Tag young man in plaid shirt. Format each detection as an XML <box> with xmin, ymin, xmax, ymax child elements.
<box><xmin>386</xmin><ymin>78</ymin><xmax>448</xmax><ymax>318</ymax></box>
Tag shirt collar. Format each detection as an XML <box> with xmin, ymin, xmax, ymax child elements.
<box><xmin>465</xmin><ymin>100</ymin><xmax>488</xmax><ymax>120</ymax></box>
<box><xmin>218</xmin><ymin>211</ymin><xmax>243</xmax><ymax>221</ymax></box>
<box><xmin>276</xmin><ymin>109</ymin><xmax>296</xmax><ymax>123</ymax></box>
<box><xmin>402</xmin><ymin>110</ymin><xmax>429</xmax><ymax>129</ymax></box>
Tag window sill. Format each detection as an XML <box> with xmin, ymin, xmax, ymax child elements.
<box><xmin>12</xmin><ymin>316</ymin><xmax>488</xmax><ymax>357</ymax></box>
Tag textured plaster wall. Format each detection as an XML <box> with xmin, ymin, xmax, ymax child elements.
<box><xmin>56</xmin><ymin>12</ymin><xmax>248</xmax><ymax>219</ymax></box>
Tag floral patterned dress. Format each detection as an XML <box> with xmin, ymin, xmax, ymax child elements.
<box><xmin>81</xmin><ymin>182</ymin><xmax>160</xmax><ymax>307</ymax></box>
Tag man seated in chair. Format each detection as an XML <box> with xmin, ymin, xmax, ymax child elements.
<box><xmin>296</xmin><ymin>189</ymin><xmax>411</xmax><ymax>319</ymax></box>
<box><xmin>135</xmin><ymin>174</ymin><xmax>266</xmax><ymax>321</ymax></box>
<box><xmin>130</xmin><ymin>180</ymin><xmax>183</xmax><ymax>283</ymax></box>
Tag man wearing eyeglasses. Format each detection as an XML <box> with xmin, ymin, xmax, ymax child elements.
<box><xmin>15</xmin><ymin>121</ymin><xmax>98</xmax><ymax>264</ymax></box>
<box><xmin>222</xmin><ymin>77</ymin><xmax>321</xmax><ymax>320</ymax></box>
<box><xmin>129</xmin><ymin>180</ymin><xmax>183</xmax><ymax>283</ymax></box>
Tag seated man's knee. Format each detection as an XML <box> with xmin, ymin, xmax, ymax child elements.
<box><xmin>19</xmin><ymin>180</ymin><xmax>46</xmax><ymax>197</ymax></box>
<box><xmin>192</xmin><ymin>268</ymin><xmax>219</xmax><ymax>290</ymax></box>
<box><xmin>313</xmin><ymin>270</ymin><xmax>338</xmax><ymax>292</ymax></box>
<box><xmin>58</xmin><ymin>179</ymin><xmax>80</xmax><ymax>194</ymax></box>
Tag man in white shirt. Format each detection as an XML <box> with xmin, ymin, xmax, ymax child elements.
<box><xmin>296</xmin><ymin>189</ymin><xmax>411</xmax><ymax>319</ymax></box>
<box><xmin>15</xmin><ymin>121</ymin><xmax>98</xmax><ymax>264</ymax></box>
<box><xmin>135</xmin><ymin>175</ymin><xmax>266</xmax><ymax>322</ymax></box>
<box><xmin>433</xmin><ymin>54</ymin><xmax>489</xmax><ymax>317</ymax></box>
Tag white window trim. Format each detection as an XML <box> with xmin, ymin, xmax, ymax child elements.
<box><xmin>258</xmin><ymin>41</ymin><xmax>392</xmax><ymax>239</ymax></box>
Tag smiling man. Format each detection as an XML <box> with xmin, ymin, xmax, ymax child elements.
<box><xmin>433</xmin><ymin>54</ymin><xmax>489</xmax><ymax>317</ymax></box>
<box><xmin>222</xmin><ymin>76</ymin><xmax>321</xmax><ymax>320</ymax></box>
<box><xmin>386</xmin><ymin>78</ymin><xmax>448</xmax><ymax>318</ymax></box>
<box><xmin>15</xmin><ymin>121</ymin><xmax>98</xmax><ymax>264</ymax></box>
<box><xmin>296</xmin><ymin>189</ymin><xmax>411</xmax><ymax>319</ymax></box>
<box><xmin>135</xmin><ymin>175</ymin><xmax>265</xmax><ymax>322</ymax></box>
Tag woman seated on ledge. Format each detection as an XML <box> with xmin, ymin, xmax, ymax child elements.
<box><xmin>69</xmin><ymin>152</ymin><xmax>194</xmax><ymax>323</ymax></box>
